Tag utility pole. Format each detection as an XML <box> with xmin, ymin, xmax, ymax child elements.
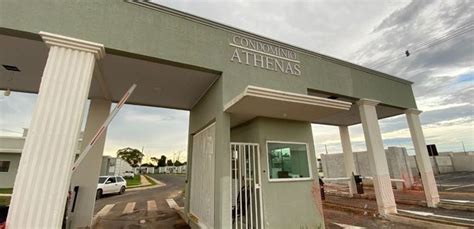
<box><xmin>462</xmin><ymin>141</ymin><xmax>466</xmax><ymax>153</ymax></box>
<box><xmin>325</xmin><ymin>144</ymin><xmax>328</xmax><ymax>154</ymax></box>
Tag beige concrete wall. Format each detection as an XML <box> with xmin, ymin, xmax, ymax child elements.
<box><xmin>430</xmin><ymin>156</ymin><xmax>454</xmax><ymax>174</ymax></box>
<box><xmin>451</xmin><ymin>154</ymin><xmax>474</xmax><ymax>172</ymax></box>
<box><xmin>408</xmin><ymin>153</ymin><xmax>473</xmax><ymax>174</ymax></box>
<box><xmin>321</xmin><ymin>147</ymin><xmax>414</xmax><ymax>187</ymax></box>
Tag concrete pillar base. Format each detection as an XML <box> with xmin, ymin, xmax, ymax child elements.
<box><xmin>374</xmin><ymin>174</ymin><xmax>398</xmax><ymax>214</ymax></box>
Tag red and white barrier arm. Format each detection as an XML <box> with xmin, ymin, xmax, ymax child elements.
<box><xmin>72</xmin><ymin>84</ymin><xmax>137</xmax><ymax>172</ymax></box>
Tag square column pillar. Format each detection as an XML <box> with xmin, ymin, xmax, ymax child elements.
<box><xmin>213</xmin><ymin>112</ymin><xmax>231</xmax><ymax>228</ymax></box>
<box><xmin>357</xmin><ymin>99</ymin><xmax>397</xmax><ymax>215</ymax></box>
<box><xmin>339</xmin><ymin>126</ymin><xmax>357</xmax><ymax>196</ymax></box>
<box><xmin>7</xmin><ymin>32</ymin><xmax>104</xmax><ymax>228</ymax></box>
<box><xmin>70</xmin><ymin>99</ymin><xmax>112</xmax><ymax>227</ymax></box>
<box><xmin>405</xmin><ymin>109</ymin><xmax>440</xmax><ymax>207</ymax></box>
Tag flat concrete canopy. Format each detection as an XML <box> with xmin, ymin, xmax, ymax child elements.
<box><xmin>225</xmin><ymin>86</ymin><xmax>352</xmax><ymax>127</ymax></box>
<box><xmin>0</xmin><ymin>34</ymin><xmax>220</xmax><ymax>110</ymax></box>
<box><xmin>307</xmin><ymin>90</ymin><xmax>407</xmax><ymax>126</ymax></box>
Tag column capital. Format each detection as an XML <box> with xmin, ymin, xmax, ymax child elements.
<box><xmin>39</xmin><ymin>31</ymin><xmax>105</xmax><ymax>59</ymax></box>
<box><xmin>405</xmin><ymin>108</ymin><xmax>423</xmax><ymax>115</ymax></box>
<box><xmin>356</xmin><ymin>98</ymin><xmax>380</xmax><ymax>106</ymax></box>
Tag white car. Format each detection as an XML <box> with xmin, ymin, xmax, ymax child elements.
<box><xmin>96</xmin><ymin>176</ymin><xmax>127</xmax><ymax>199</ymax></box>
<box><xmin>123</xmin><ymin>171</ymin><xmax>135</xmax><ymax>178</ymax></box>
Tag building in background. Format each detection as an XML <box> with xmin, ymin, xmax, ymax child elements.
<box><xmin>100</xmin><ymin>156</ymin><xmax>134</xmax><ymax>177</ymax></box>
<box><xmin>157</xmin><ymin>165</ymin><xmax>187</xmax><ymax>174</ymax></box>
<box><xmin>135</xmin><ymin>166</ymin><xmax>155</xmax><ymax>174</ymax></box>
<box><xmin>0</xmin><ymin>129</ymin><xmax>81</xmax><ymax>188</ymax></box>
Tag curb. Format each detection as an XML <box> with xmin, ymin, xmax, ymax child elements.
<box><xmin>127</xmin><ymin>176</ymin><xmax>166</xmax><ymax>191</ymax></box>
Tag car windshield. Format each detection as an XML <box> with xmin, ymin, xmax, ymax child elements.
<box><xmin>98</xmin><ymin>177</ymin><xmax>107</xmax><ymax>184</ymax></box>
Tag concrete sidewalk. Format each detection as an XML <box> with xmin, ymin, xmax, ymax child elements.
<box><xmin>127</xmin><ymin>175</ymin><xmax>166</xmax><ymax>191</ymax></box>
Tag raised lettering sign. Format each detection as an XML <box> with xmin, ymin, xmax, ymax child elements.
<box><xmin>229</xmin><ymin>35</ymin><xmax>301</xmax><ymax>76</ymax></box>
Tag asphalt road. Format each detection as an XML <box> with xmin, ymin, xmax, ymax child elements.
<box><xmin>436</xmin><ymin>171</ymin><xmax>474</xmax><ymax>192</ymax></box>
<box><xmin>94</xmin><ymin>174</ymin><xmax>189</xmax><ymax>229</ymax></box>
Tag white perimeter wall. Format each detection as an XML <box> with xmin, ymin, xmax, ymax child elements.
<box><xmin>321</xmin><ymin>147</ymin><xmax>414</xmax><ymax>188</ymax></box>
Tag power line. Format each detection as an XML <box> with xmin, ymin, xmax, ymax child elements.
<box><xmin>369</xmin><ymin>23</ymin><xmax>474</xmax><ymax>69</ymax></box>
<box><xmin>411</xmin><ymin>22</ymin><xmax>474</xmax><ymax>49</ymax></box>
<box><xmin>412</xmin><ymin>25</ymin><xmax>474</xmax><ymax>52</ymax></box>
<box><xmin>371</xmin><ymin>25</ymin><xmax>473</xmax><ymax>68</ymax></box>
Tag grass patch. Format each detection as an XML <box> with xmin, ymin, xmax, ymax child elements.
<box><xmin>125</xmin><ymin>175</ymin><xmax>141</xmax><ymax>187</ymax></box>
<box><xmin>0</xmin><ymin>188</ymin><xmax>13</xmax><ymax>194</ymax></box>
<box><xmin>0</xmin><ymin>196</ymin><xmax>10</xmax><ymax>206</ymax></box>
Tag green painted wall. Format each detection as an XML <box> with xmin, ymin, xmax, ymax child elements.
<box><xmin>0</xmin><ymin>153</ymin><xmax>21</xmax><ymax>188</ymax></box>
<box><xmin>187</xmin><ymin>77</ymin><xmax>232</xmax><ymax>228</ymax></box>
<box><xmin>0</xmin><ymin>0</ymin><xmax>417</xmax><ymax>110</ymax></box>
<box><xmin>231</xmin><ymin>118</ymin><xmax>324</xmax><ymax>229</ymax></box>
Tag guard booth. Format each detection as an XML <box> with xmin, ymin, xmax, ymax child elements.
<box><xmin>1</xmin><ymin>1</ymin><xmax>439</xmax><ymax>229</ymax></box>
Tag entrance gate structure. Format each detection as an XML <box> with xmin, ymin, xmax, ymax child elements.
<box><xmin>231</xmin><ymin>143</ymin><xmax>264</xmax><ymax>229</ymax></box>
<box><xmin>1</xmin><ymin>1</ymin><xmax>440</xmax><ymax>228</ymax></box>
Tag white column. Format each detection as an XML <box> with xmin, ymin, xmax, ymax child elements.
<box><xmin>339</xmin><ymin>126</ymin><xmax>357</xmax><ymax>196</ymax></box>
<box><xmin>405</xmin><ymin>108</ymin><xmax>440</xmax><ymax>207</ymax></box>
<box><xmin>7</xmin><ymin>32</ymin><xmax>104</xmax><ymax>228</ymax></box>
<box><xmin>70</xmin><ymin>99</ymin><xmax>111</xmax><ymax>228</ymax></box>
<box><xmin>357</xmin><ymin>99</ymin><xmax>397</xmax><ymax>215</ymax></box>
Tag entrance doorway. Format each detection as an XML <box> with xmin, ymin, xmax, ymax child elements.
<box><xmin>231</xmin><ymin>143</ymin><xmax>264</xmax><ymax>229</ymax></box>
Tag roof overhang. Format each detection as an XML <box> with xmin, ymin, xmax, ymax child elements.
<box><xmin>0</xmin><ymin>149</ymin><xmax>22</xmax><ymax>154</ymax></box>
<box><xmin>224</xmin><ymin>86</ymin><xmax>352</xmax><ymax>127</ymax></box>
<box><xmin>0</xmin><ymin>34</ymin><xmax>220</xmax><ymax>110</ymax></box>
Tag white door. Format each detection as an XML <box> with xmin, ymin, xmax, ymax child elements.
<box><xmin>190</xmin><ymin>123</ymin><xmax>216</xmax><ymax>228</ymax></box>
<box><xmin>104</xmin><ymin>177</ymin><xmax>117</xmax><ymax>194</ymax></box>
<box><xmin>231</xmin><ymin>143</ymin><xmax>264</xmax><ymax>229</ymax></box>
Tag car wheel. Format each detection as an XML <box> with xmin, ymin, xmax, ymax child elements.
<box><xmin>119</xmin><ymin>186</ymin><xmax>125</xmax><ymax>195</ymax></box>
<box><xmin>96</xmin><ymin>189</ymin><xmax>102</xmax><ymax>200</ymax></box>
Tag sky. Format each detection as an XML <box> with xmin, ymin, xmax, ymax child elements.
<box><xmin>0</xmin><ymin>0</ymin><xmax>473</xmax><ymax>162</ymax></box>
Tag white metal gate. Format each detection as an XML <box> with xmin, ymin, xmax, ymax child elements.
<box><xmin>190</xmin><ymin>123</ymin><xmax>215</xmax><ymax>228</ymax></box>
<box><xmin>230</xmin><ymin>143</ymin><xmax>264</xmax><ymax>229</ymax></box>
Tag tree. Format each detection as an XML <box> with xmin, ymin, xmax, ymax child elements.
<box><xmin>141</xmin><ymin>162</ymin><xmax>154</xmax><ymax>167</ymax></box>
<box><xmin>150</xmin><ymin>157</ymin><xmax>159</xmax><ymax>166</ymax></box>
<box><xmin>174</xmin><ymin>160</ymin><xmax>183</xmax><ymax>166</ymax></box>
<box><xmin>158</xmin><ymin>155</ymin><xmax>167</xmax><ymax>167</ymax></box>
<box><xmin>166</xmin><ymin>159</ymin><xmax>174</xmax><ymax>166</ymax></box>
<box><xmin>117</xmin><ymin>147</ymin><xmax>144</xmax><ymax>167</ymax></box>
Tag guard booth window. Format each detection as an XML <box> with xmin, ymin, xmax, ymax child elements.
<box><xmin>267</xmin><ymin>142</ymin><xmax>311</xmax><ymax>181</ymax></box>
<box><xmin>0</xmin><ymin>161</ymin><xmax>10</xmax><ymax>172</ymax></box>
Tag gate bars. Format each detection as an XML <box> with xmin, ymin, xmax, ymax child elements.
<box><xmin>230</xmin><ymin>143</ymin><xmax>264</xmax><ymax>229</ymax></box>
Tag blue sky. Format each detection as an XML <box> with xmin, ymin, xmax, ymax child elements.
<box><xmin>0</xmin><ymin>0</ymin><xmax>473</xmax><ymax>162</ymax></box>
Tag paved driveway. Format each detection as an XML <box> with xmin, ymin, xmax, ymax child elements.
<box><xmin>94</xmin><ymin>174</ymin><xmax>189</xmax><ymax>229</ymax></box>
